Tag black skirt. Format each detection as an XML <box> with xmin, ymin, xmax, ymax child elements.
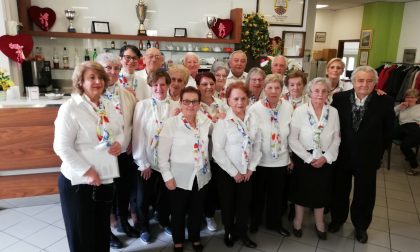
<box><xmin>289</xmin><ymin>152</ymin><xmax>333</xmax><ymax>208</ymax></box>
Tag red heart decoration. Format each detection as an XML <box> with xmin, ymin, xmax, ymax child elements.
<box><xmin>212</xmin><ymin>18</ymin><xmax>233</xmax><ymax>39</ymax></box>
<box><xmin>28</xmin><ymin>6</ymin><xmax>56</xmax><ymax>31</ymax></box>
<box><xmin>0</xmin><ymin>35</ymin><xmax>33</xmax><ymax>63</ymax></box>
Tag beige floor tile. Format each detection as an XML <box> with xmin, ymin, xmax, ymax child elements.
<box><xmin>387</xmin><ymin>198</ymin><xmax>417</xmax><ymax>213</ymax></box>
<box><xmin>388</xmin><ymin>208</ymin><xmax>419</xmax><ymax>224</ymax></box>
<box><xmin>375</xmin><ymin>195</ymin><xmax>387</xmax><ymax>207</ymax></box>
<box><xmin>317</xmin><ymin>234</ymin><xmax>354</xmax><ymax>252</ymax></box>
<box><xmin>373</xmin><ymin>206</ymin><xmax>388</xmax><ymax>219</ymax></box>
<box><xmin>354</xmin><ymin>242</ymin><xmax>394</xmax><ymax>252</ymax></box>
<box><xmin>366</xmin><ymin>229</ymin><xmax>390</xmax><ymax>248</ymax></box>
<box><xmin>370</xmin><ymin>217</ymin><xmax>390</xmax><ymax>232</ymax></box>
<box><xmin>248</xmin><ymin>230</ymin><xmax>283</xmax><ymax>252</ymax></box>
<box><xmin>390</xmin><ymin>233</ymin><xmax>420</xmax><ymax>252</ymax></box>
<box><xmin>389</xmin><ymin>219</ymin><xmax>420</xmax><ymax>240</ymax></box>
<box><xmin>386</xmin><ymin>181</ymin><xmax>411</xmax><ymax>192</ymax></box>
<box><xmin>387</xmin><ymin>190</ymin><xmax>414</xmax><ymax>202</ymax></box>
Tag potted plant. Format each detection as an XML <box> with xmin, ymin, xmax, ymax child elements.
<box><xmin>0</xmin><ymin>68</ymin><xmax>15</xmax><ymax>101</ymax></box>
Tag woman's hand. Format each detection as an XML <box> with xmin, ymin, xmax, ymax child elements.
<box><xmin>376</xmin><ymin>89</ymin><xmax>387</xmax><ymax>96</ymax></box>
<box><xmin>84</xmin><ymin>167</ymin><xmax>101</xmax><ymax>186</ymax></box>
<box><xmin>141</xmin><ymin>168</ymin><xmax>152</xmax><ymax>180</ymax></box>
<box><xmin>399</xmin><ymin>102</ymin><xmax>409</xmax><ymax>110</ymax></box>
<box><xmin>108</xmin><ymin>141</ymin><xmax>121</xmax><ymax>156</ymax></box>
<box><xmin>288</xmin><ymin>159</ymin><xmax>294</xmax><ymax>173</ymax></box>
<box><xmin>127</xmin><ymin>87</ymin><xmax>136</xmax><ymax>97</ymax></box>
<box><xmin>310</xmin><ymin>156</ymin><xmax>327</xmax><ymax>168</ymax></box>
<box><xmin>165</xmin><ymin>178</ymin><xmax>176</xmax><ymax>190</ymax></box>
<box><xmin>171</xmin><ymin>108</ymin><xmax>181</xmax><ymax>116</ymax></box>
<box><xmin>243</xmin><ymin>169</ymin><xmax>253</xmax><ymax>182</ymax></box>
<box><xmin>233</xmin><ymin>172</ymin><xmax>244</xmax><ymax>183</ymax></box>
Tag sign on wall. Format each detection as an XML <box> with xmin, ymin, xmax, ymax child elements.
<box><xmin>256</xmin><ymin>0</ymin><xmax>306</xmax><ymax>27</ymax></box>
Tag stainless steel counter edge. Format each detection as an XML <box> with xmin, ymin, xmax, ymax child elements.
<box><xmin>0</xmin><ymin>167</ymin><xmax>60</xmax><ymax>176</ymax></box>
<box><xmin>0</xmin><ymin>97</ymin><xmax>69</xmax><ymax>108</ymax></box>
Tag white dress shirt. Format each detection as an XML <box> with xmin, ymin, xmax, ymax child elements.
<box><xmin>225</xmin><ymin>71</ymin><xmax>247</xmax><ymax>88</ymax></box>
<box><xmin>158</xmin><ymin>113</ymin><xmax>212</xmax><ymax>190</ymax></box>
<box><xmin>53</xmin><ymin>94</ymin><xmax>124</xmax><ymax>185</ymax></box>
<box><xmin>186</xmin><ymin>75</ymin><xmax>197</xmax><ymax>88</ymax></box>
<box><xmin>248</xmin><ymin>99</ymin><xmax>294</xmax><ymax>167</ymax></box>
<box><xmin>132</xmin><ymin>97</ymin><xmax>179</xmax><ymax>171</ymax></box>
<box><xmin>119</xmin><ymin>69</ymin><xmax>151</xmax><ymax>101</ymax></box>
<box><xmin>288</xmin><ymin>102</ymin><xmax>341</xmax><ymax>164</ymax></box>
<box><xmin>212</xmin><ymin>109</ymin><xmax>262</xmax><ymax>177</ymax></box>
<box><xmin>200</xmin><ymin>97</ymin><xmax>228</xmax><ymax>120</ymax></box>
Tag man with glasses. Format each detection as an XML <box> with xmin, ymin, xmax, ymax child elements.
<box><xmin>138</xmin><ymin>47</ymin><xmax>164</xmax><ymax>80</ymax></box>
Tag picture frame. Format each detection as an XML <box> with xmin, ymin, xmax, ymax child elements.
<box><xmin>282</xmin><ymin>31</ymin><xmax>306</xmax><ymax>58</ymax></box>
<box><xmin>174</xmin><ymin>28</ymin><xmax>187</xmax><ymax>37</ymax></box>
<box><xmin>256</xmin><ymin>0</ymin><xmax>306</xmax><ymax>27</ymax></box>
<box><xmin>91</xmin><ymin>21</ymin><xmax>110</xmax><ymax>34</ymax></box>
<box><xmin>359</xmin><ymin>51</ymin><xmax>369</xmax><ymax>66</ymax></box>
<box><xmin>360</xmin><ymin>29</ymin><xmax>373</xmax><ymax>49</ymax></box>
<box><xmin>315</xmin><ymin>32</ymin><xmax>326</xmax><ymax>43</ymax></box>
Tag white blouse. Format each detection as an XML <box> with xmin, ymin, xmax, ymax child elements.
<box><xmin>212</xmin><ymin>109</ymin><xmax>262</xmax><ymax>176</ymax></box>
<box><xmin>132</xmin><ymin>97</ymin><xmax>179</xmax><ymax>171</ymax></box>
<box><xmin>288</xmin><ymin>102</ymin><xmax>341</xmax><ymax>164</ymax></box>
<box><xmin>200</xmin><ymin>97</ymin><xmax>228</xmax><ymax>120</ymax></box>
<box><xmin>225</xmin><ymin>71</ymin><xmax>247</xmax><ymax>88</ymax></box>
<box><xmin>119</xmin><ymin>69</ymin><xmax>151</xmax><ymax>101</ymax></box>
<box><xmin>248</xmin><ymin>99</ymin><xmax>294</xmax><ymax>167</ymax></box>
<box><xmin>53</xmin><ymin>94</ymin><xmax>124</xmax><ymax>185</ymax></box>
<box><xmin>158</xmin><ymin>113</ymin><xmax>212</xmax><ymax>190</ymax></box>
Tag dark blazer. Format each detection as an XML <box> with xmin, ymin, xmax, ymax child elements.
<box><xmin>331</xmin><ymin>90</ymin><xmax>395</xmax><ymax>170</ymax></box>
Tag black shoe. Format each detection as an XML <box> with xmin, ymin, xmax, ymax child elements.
<box><xmin>355</xmin><ymin>229</ymin><xmax>368</xmax><ymax>243</ymax></box>
<box><xmin>173</xmin><ymin>246</ymin><xmax>184</xmax><ymax>252</ymax></box>
<box><xmin>224</xmin><ymin>233</ymin><xmax>235</xmax><ymax>247</ymax></box>
<box><xmin>241</xmin><ymin>235</ymin><xmax>257</xmax><ymax>248</ymax></box>
<box><xmin>277</xmin><ymin>226</ymin><xmax>290</xmax><ymax>237</ymax></box>
<box><xmin>314</xmin><ymin>225</ymin><xmax>327</xmax><ymax>240</ymax></box>
<box><xmin>249</xmin><ymin>225</ymin><xmax>258</xmax><ymax>234</ymax></box>
<box><xmin>292</xmin><ymin>227</ymin><xmax>302</xmax><ymax>238</ymax></box>
<box><xmin>192</xmin><ymin>243</ymin><xmax>203</xmax><ymax>252</ymax></box>
<box><xmin>327</xmin><ymin>222</ymin><xmax>342</xmax><ymax>233</ymax></box>
<box><xmin>110</xmin><ymin>233</ymin><xmax>123</xmax><ymax>249</ymax></box>
<box><xmin>117</xmin><ymin>219</ymin><xmax>139</xmax><ymax>238</ymax></box>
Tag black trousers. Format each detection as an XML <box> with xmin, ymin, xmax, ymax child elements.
<box><xmin>112</xmin><ymin>153</ymin><xmax>137</xmax><ymax>219</ymax></box>
<box><xmin>136</xmin><ymin>169</ymin><xmax>170</xmax><ymax>232</ymax></box>
<box><xmin>58</xmin><ymin>174</ymin><xmax>112</xmax><ymax>252</ymax></box>
<box><xmin>251</xmin><ymin>166</ymin><xmax>287</xmax><ymax>230</ymax></box>
<box><xmin>395</xmin><ymin>123</ymin><xmax>420</xmax><ymax>168</ymax></box>
<box><xmin>204</xmin><ymin>160</ymin><xmax>219</xmax><ymax>218</ymax></box>
<box><xmin>170</xmin><ymin>179</ymin><xmax>207</xmax><ymax>244</ymax></box>
<box><xmin>214</xmin><ymin>164</ymin><xmax>252</xmax><ymax>237</ymax></box>
<box><xmin>330</xmin><ymin>165</ymin><xmax>377</xmax><ymax>231</ymax></box>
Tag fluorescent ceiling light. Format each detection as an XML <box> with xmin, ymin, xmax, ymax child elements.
<box><xmin>316</xmin><ymin>4</ymin><xmax>328</xmax><ymax>9</ymax></box>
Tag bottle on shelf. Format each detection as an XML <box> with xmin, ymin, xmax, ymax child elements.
<box><xmin>53</xmin><ymin>48</ymin><xmax>59</xmax><ymax>69</ymax></box>
<box><xmin>74</xmin><ymin>48</ymin><xmax>80</xmax><ymax>67</ymax></box>
<box><xmin>34</xmin><ymin>47</ymin><xmax>44</xmax><ymax>61</ymax></box>
<box><xmin>63</xmin><ymin>47</ymin><xmax>69</xmax><ymax>69</ymax></box>
<box><xmin>92</xmin><ymin>48</ymin><xmax>97</xmax><ymax>61</ymax></box>
<box><xmin>138</xmin><ymin>40</ymin><xmax>143</xmax><ymax>50</ymax></box>
<box><xmin>146</xmin><ymin>40</ymin><xmax>151</xmax><ymax>49</ymax></box>
<box><xmin>111</xmin><ymin>41</ymin><xmax>115</xmax><ymax>49</ymax></box>
<box><xmin>154</xmin><ymin>41</ymin><xmax>159</xmax><ymax>49</ymax></box>
<box><xmin>84</xmin><ymin>49</ymin><xmax>90</xmax><ymax>61</ymax></box>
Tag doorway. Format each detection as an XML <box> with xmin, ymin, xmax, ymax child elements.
<box><xmin>338</xmin><ymin>39</ymin><xmax>359</xmax><ymax>79</ymax></box>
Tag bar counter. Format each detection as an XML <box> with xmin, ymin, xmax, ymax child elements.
<box><xmin>0</xmin><ymin>97</ymin><xmax>68</xmax><ymax>198</ymax></box>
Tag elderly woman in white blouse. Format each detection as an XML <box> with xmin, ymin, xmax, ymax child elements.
<box><xmin>96</xmin><ymin>53</ymin><xmax>138</xmax><ymax>248</ymax></box>
<box><xmin>288</xmin><ymin>77</ymin><xmax>340</xmax><ymax>240</ymax></box>
<box><xmin>211</xmin><ymin>61</ymin><xmax>230</xmax><ymax>99</ymax></box>
<box><xmin>158</xmin><ymin>86</ymin><xmax>212</xmax><ymax>252</ymax></box>
<box><xmin>213</xmin><ymin>82</ymin><xmax>262</xmax><ymax>248</ymax></box>
<box><xmin>168</xmin><ymin>64</ymin><xmax>190</xmax><ymax>101</ymax></box>
<box><xmin>245</xmin><ymin>67</ymin><xmax>266</xmax><ymax>106</ymax></box>
<box><xmin>249</xmin><ymin>74</ymin><xmax>293</xmax><ymax>237</ymax></box>
<box><xmin>283</xmin><ymin>70</ymin><xmax>310</xmax><ymax>109</ymax></box>
<box><xmin>54</xmin><ymin>62</ymin><xmax>123</xmax><ymax>252</ymax></box>
<box><xmin>183</xmin><ymin>52</ymin><xmax>200</xmax><ymax>88</ymax></box>
<box><xmin>132</xmin><ymin>69</ymin><xmax>179</xmax><ymax>243</ymax></box>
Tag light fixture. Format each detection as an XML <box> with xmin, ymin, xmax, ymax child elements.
<box><xmin>316</xmin><ymin>4</ymin><xmax>328</xmax><ymax>9</ymax></box>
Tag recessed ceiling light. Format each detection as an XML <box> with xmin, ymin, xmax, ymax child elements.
<box><xmin>316</xmin><ymin>4</ymin><xmax>329</xmax><ymax>9</ymax></box>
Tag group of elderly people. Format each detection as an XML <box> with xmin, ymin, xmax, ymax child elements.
<box><xmin>53</xmin><ymin>46</ymin><xmax>399</xmax><ymax>252</ymax></box>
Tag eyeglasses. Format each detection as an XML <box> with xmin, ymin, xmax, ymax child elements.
<box><xmin>181</xmin><ymin>99</ymin><xmax>200</xmax><ymax>106</ymax></box>
<box><xmin>104</xmin><ymin>66</ymin><xmax>121</xmax><ymax>71</ymax></box>
<box><xmin>122</xmin><ymin>55</ymin><xmax>139</xmax><ymax>61</ymax></box>
<box><xmin>250</xmin><ymin>78</ymin><xmax>264</xmax><ymax>82</ymax></box>
<box><xmin>215</xmin><ymin>74</ymin><xmax>227</xmax><ymax>79</ymax></box>
<box><xmin>146</xmin><ymin>54</ymin><xmax>161</xmax><ymax>60</ymax></box>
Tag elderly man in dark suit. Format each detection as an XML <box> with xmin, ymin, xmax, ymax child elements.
<box><xmin>328</xmin><ymin>66</ymin><xmax>394</xmax><ymax>243</ymax></box>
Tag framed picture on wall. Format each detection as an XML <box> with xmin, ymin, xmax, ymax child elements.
<box><xmin>174</xmin><ymin>28</ymin><xmax>187</xmax><ymax>37</ymax></box>
<box><xmin>315</xmin><ymin>32</ymin><xmax>326</xmax><ymax>43</ymax></box>
<box><xmin>359</xmin><ymin>51</ymin><xmax>369</xmax><ymax>66</ymax></box>
<box><xmin>282</xmin><ymin>31</ymin><xmax>306</xmax><ymax>58</ymax></box>
<box><xmin>256</xmin><ymin>0</ymin><xmax>306</xmax><ymax>27</ymax></box>
<box><xmin>91</xmin><ymin>21</ymin><xmax>110</xmax><ymax>34</ymax></box>
<box><xmin>360</xmin><ymin>29</ymin><xmax>373</xmax><ymax>49</ymax></box>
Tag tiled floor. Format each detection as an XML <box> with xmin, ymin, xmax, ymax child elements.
<box><xmin>1</xmin><ymin>146</ymin><xmax>419</xmax><ymax>252</ymax></box>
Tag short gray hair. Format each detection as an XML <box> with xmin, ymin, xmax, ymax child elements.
<box><xmin>351</xmin><ymin>66</ymin><xmax>378</xmax><ymax>84</ymax></box>
<box><xmin>307</xmin><ymin>77</ymin><xmax>330</xmax><ymax>94</ymax></box>
<box><xmin>246</xmin><ymin>67</ymin><xmax>266</xmax><ymax>85</ymax></box>
<box><xmin>183</xmin><ymin>52</ymin><xmax>199</xmax><ymax>65</ymax></box>
<box><xmin>229</xmin><ymin>50</ymin><xmax>247</xmax><ymax>61</ymax></box>
<box><xmin>272</xmin><ymin>55</ymin><xmax>288</xmax><ymax>64</ymax></box>
<box><xmin>211</xmin><ymin>61</ymin><xmax>229</xmax><ymax>75</ymax></box>
<box><xmin>96</xmin><ymin>52</ymin><xmax>121</xmax><ymax>66</ymax></box>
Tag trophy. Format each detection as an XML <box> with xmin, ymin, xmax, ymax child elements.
<box><xmin>64</xmin><ymin>10</ymin><xmax>76</xmax><ymax>33</ymax></box>
<box><xmin>206</xmin><ymin>16</ymin><xmax>216</xmax><ymax>38</ymax></box>
<box><xmin>136</xmin><ymin>0</ymin><xmax>147</xmax><ymax>36</ymax></box>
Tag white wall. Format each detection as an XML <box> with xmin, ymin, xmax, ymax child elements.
<box><xmin>313</xmin><ymin>6</ymin><xmax>363</xmax><ymax>51</ymax></box>
<box><xmin>397</xmin><ymin>1</ymin><xmax>420</xmax><ymax>63</ymax></box>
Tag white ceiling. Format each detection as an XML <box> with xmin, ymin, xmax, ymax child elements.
<box><xmin>317</xmin><ymin>0</ymin><xmax>414</xmax><ymax>11</ymax></box>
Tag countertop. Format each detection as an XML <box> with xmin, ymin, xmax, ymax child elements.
<box><xmin>0</xmin><ymin>96</ymin><xmax>69</xmax><ymax>108</ymax></box>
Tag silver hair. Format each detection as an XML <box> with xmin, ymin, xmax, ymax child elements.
<box><xmin>183</xmin><ymin>52</ymin><xmax>199</xmax><ymax>65</ymax></box>
<box><xmin>211</xmin><ymin>61</ymin><xmax>230</xmax><ymax>75</ymax></box>
<box><xmin>307</xmin><ymin>77</ymin><xmax>331</xmax><ymax>95</ymax></box>
<box><xmin>96</xmin><ymin>52</ymin><xmax>121</xmax><ymax>66</ymax></box>
<box><xmin>229</xmin><ymin>50</ymin><xmax>247</xmax><ymax>61</ymax></box>
<box><xmin>246</xmin><ymin>67</ymin><xmax>266</xmax><ymax>85</ymax></box>
<box><xmin>351</xmin><ymin>66</ymin><xmax>378</xmax><ymax>84</ymax></box>
<box><xmin>272</xmin><ymin>55</ymin><xmax>288</xmax><ymax>64</ymax></box>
